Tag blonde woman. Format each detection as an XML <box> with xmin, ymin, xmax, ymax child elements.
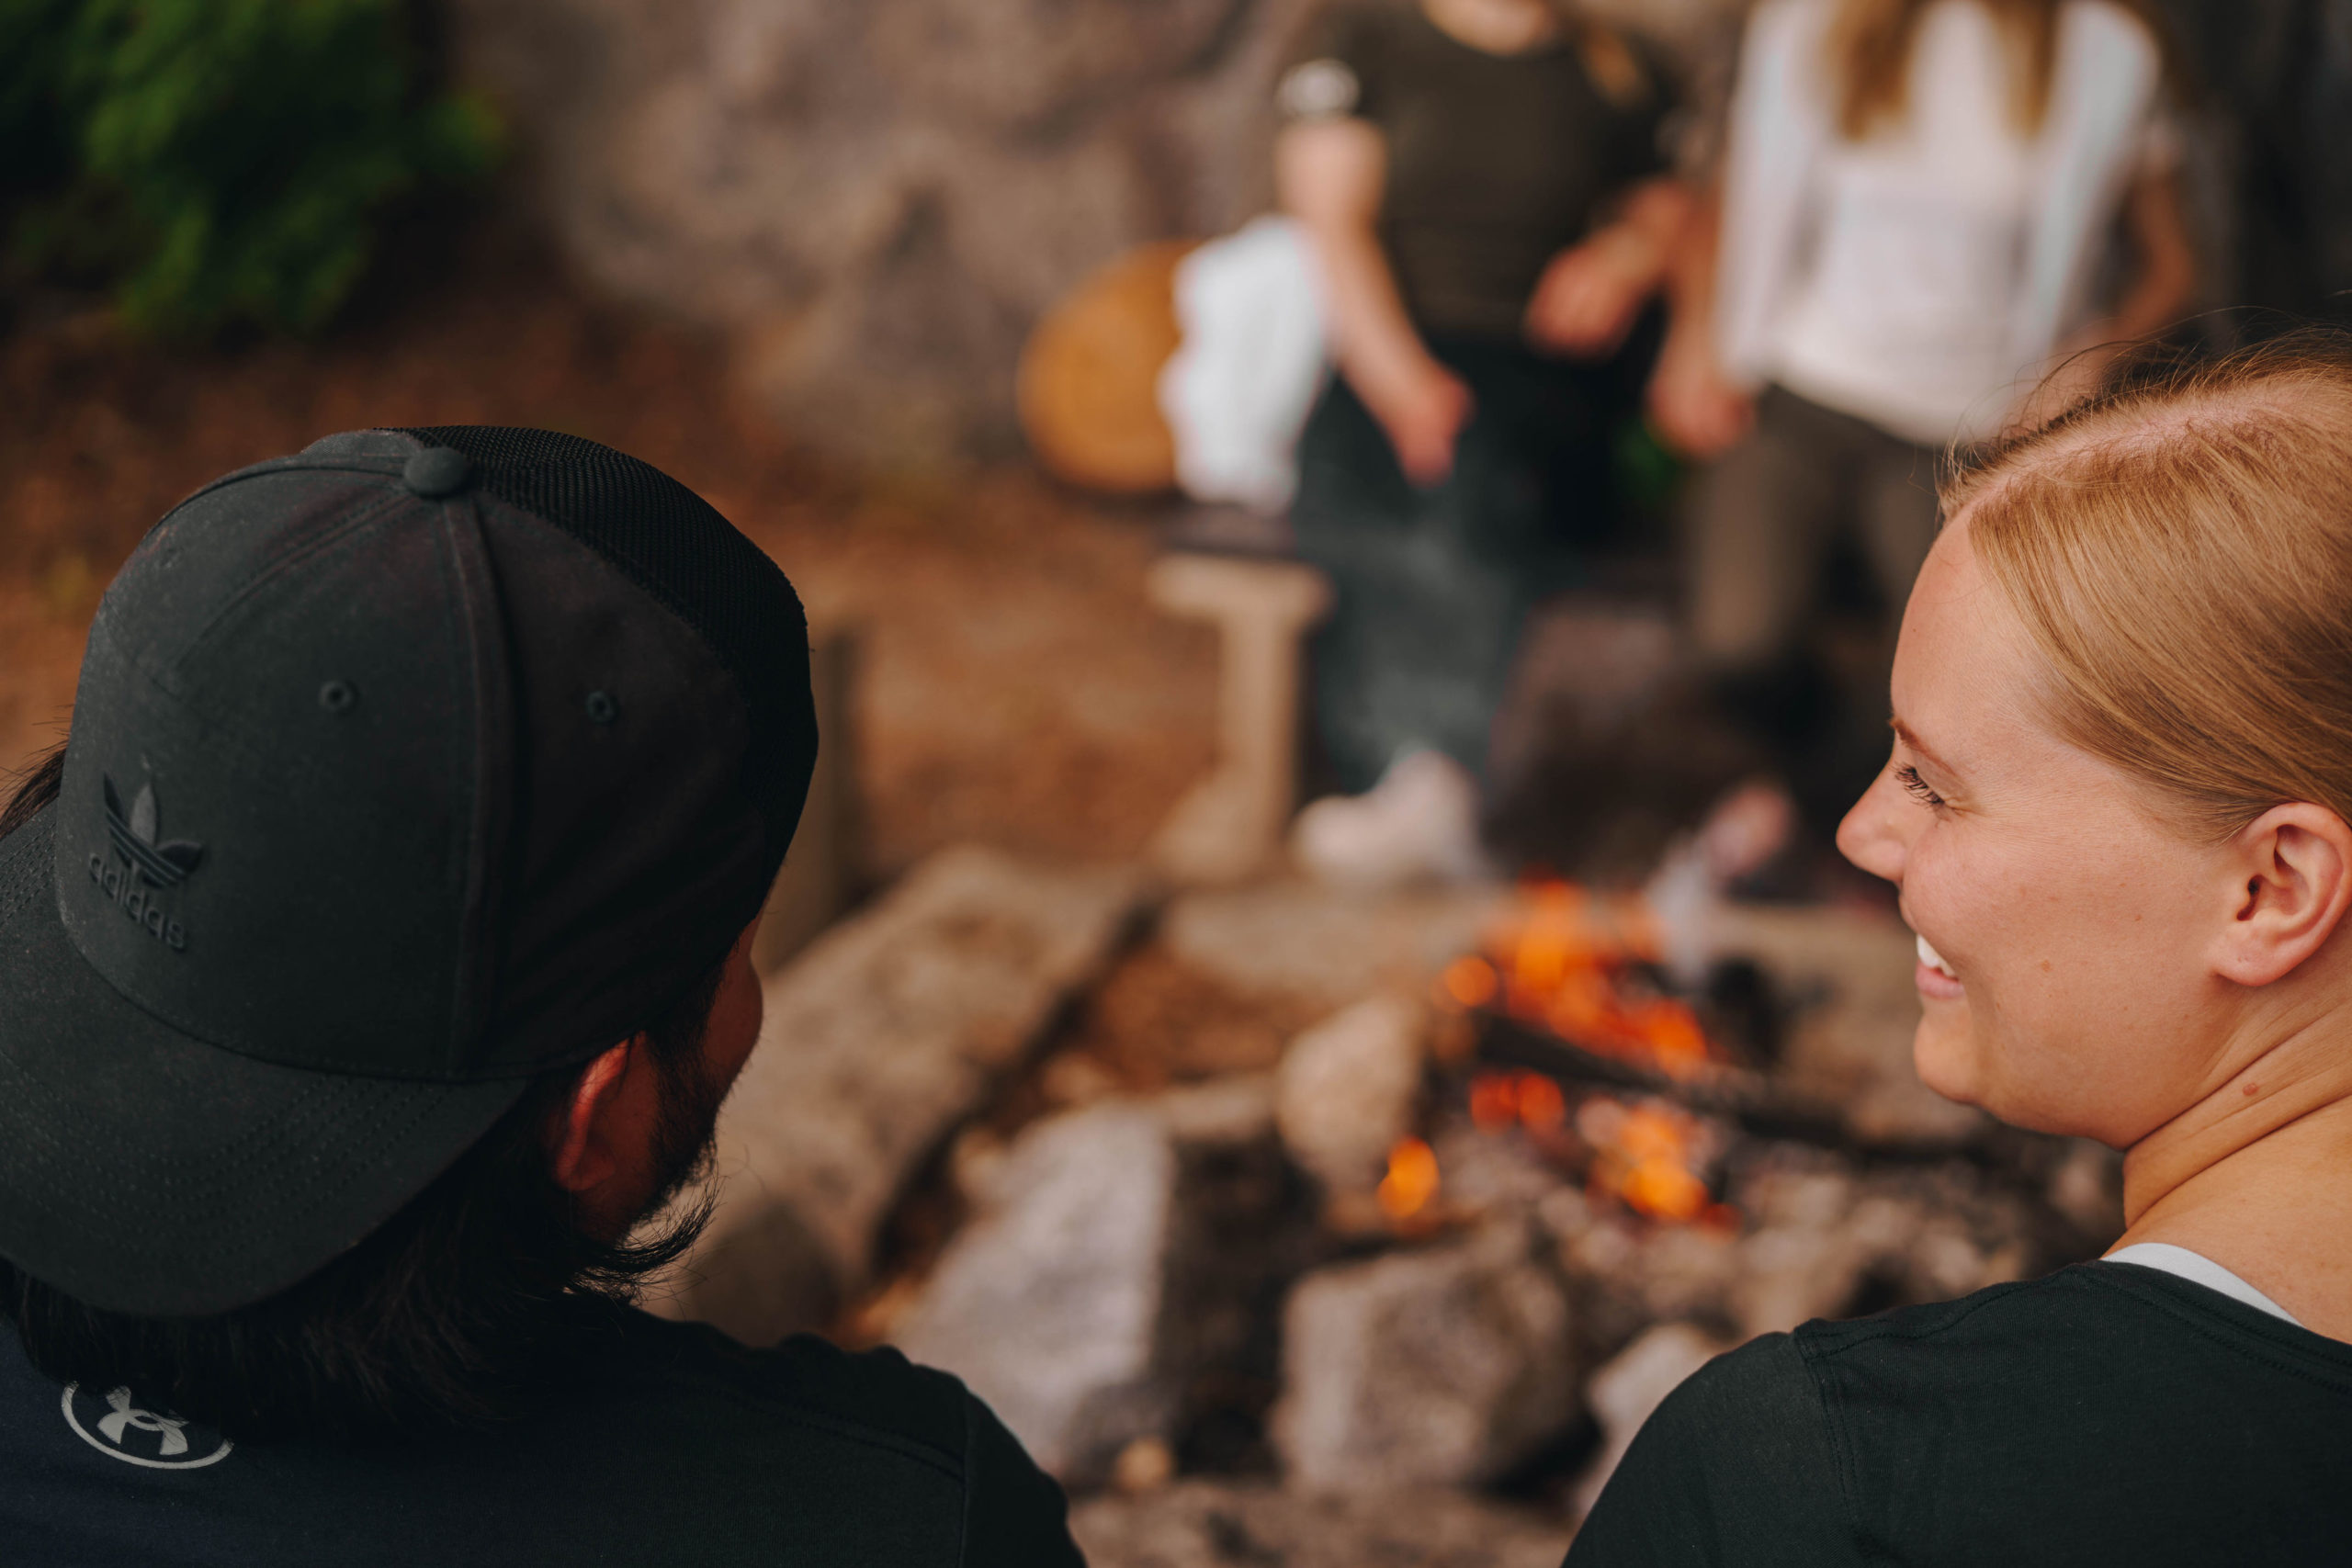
<box><xmin>1273</xmin><ymin>0</ymin><xmax>1694</xmax><ymax>887</ymax></box>
<box><xmin>1654</xmin><ymin>0</ymin><xmax>2197</xmax><ymax>840</ymax></box>
<box><xmin>1569</xmin><ymin>335</ymin><xmax>2352</xmax><ymax>1562</ymax></box>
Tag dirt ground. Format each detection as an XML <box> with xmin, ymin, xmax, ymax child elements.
<box><xmin>0</xmin><ymin>231</ymin><xmax>1219</xmax><ymax>880</ymax></box>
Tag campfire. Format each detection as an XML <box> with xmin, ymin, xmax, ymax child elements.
<box><xmin>1385</xmin><ymin>878</ymin><xmax>1742</xmax><ymax>1235</ymax></box>
<box><xmin>1448</xmin><ymin>878</ymin><xmax>1713</xmax><ymax>1081</ymax></box>
<box><xmin>682</xmin><ymin>845</ymin><xmax>2125</xmax><ymax>1547</ymax></box>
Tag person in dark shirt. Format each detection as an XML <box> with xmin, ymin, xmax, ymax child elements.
<box><xmin>0</xmin><ymin>428</ymin><xmax>1080</xmax><ymax>1566</ymax></box>
<box><xmin>1567</xmin><ymin>334</ymin><xmax>2352</xmax><ymax>1563</ymax></box>
<box><xmin>1275</xmin><ymin>0</ymin><xmax>1694</xmax><ymax>888</ymax></box>
<box><xmin>2140</xmin><ymin>0</ymin><xmax>2352</xmax><ymax>329</ymax></box>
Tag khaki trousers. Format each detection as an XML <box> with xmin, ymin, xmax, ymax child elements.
<box><xmin>1685</xmin><ymin>386</ymin><xmax>1946</xmax><ymax>671</ymax></box>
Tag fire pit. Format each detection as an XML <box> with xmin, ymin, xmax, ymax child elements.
<box><xmin>669</xmin><ymin>852</ymin><xmax>2123</xmax><ymax>1564</ymax></box>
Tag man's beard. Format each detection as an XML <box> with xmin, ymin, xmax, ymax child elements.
<box><xmin>600</xmin><ymin>1047</ymin><xmax>729</xmax><ymax>1283</ymax></box>
<box><xmin>646</xmin><ymin>1046</ymin><xmax>729</xmax><ymax>1217</ymax></box>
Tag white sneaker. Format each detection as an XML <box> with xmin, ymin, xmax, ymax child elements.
<box><xmin>1694</xmin><ymin>780</ymin><xmax>1795</xmax><ymax>886</ymax></box>
<box><xmin>1644</xmin><ymin>779</ymin><xmax>1797</xmax><ymax>986</ymax></box>
<box><xmin>1291</xmin><ymin>750</ymin><xmax>1491</xmax><ymax>890</ymax></box>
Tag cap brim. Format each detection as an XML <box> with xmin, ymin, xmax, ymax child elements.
<box><xmin>0</xmin><ymin>807</ymin><xmax>526</xmax><ymax>1316</ymax></box>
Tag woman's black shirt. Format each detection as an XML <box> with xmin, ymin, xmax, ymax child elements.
<box><xmin>1568</xmin><ymin>1260</ymin><xmax>2352</xmax><ymax>1565</ymax></box>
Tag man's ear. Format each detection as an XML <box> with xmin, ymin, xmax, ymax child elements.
<box><xmin>550</xmin><ymin>1038</ymin><xmax>640</xmax><ymax>1195</ymax></box>
<box><xmin>2213</xmin><ymin>803</ymin><xmax>2352</xmax><ymax>987</ymax></box>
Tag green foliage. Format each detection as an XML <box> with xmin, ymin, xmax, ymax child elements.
<box><xmin>1615</xmin><ymin>415</ymin><xmax>1685</xmax><ymax>521</ymax></box>
<box><xmin>1</xmin><ymin>0</ymin><xmax>503</xmax><ymax>335</ymax></box>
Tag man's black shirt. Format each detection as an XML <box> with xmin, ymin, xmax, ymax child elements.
<box><xmin>0</xmin><ymin>1306</ymin><xmax>1082</xmax><ymax>1565</ymax></box>
<box><xmin>1568</xmin><ymin>1260</ymin><xmax>2352</xmax><ymax>1565</ymax></box>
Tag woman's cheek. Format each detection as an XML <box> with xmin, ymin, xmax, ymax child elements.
<box><xmin>1901</xmin><ymin>830</ymin><xmax>1999</xmax><ymax>1108</ymax></box>
<box><xmin>1912</xmin><ymin>1000</ymin><xmax>1984</xmax><ymax>1105</ymax></box>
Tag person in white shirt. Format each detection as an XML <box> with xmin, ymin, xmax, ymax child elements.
<box><xmin>1648</xmin><ymin>0</ymin><xmax>2196</xmax><ymax>837</ymax></box>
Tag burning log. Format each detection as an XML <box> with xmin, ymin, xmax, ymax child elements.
<box><xmin>1442</xmin><ymin>875</ymin><xmax>1984</xmax><ymax>1156</ymax></box>
<box><xmin>1476</xmin><ymin>1016</ymin><xmax>1849</xmax><ymax>1151</ymax></box>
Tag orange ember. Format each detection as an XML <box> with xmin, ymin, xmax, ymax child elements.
<box><xmin>1376</xmin><ymin>1136</ymin><xmax>1441</xmax><ymax>1221</ymax></box>
<box><xmin>1468</xmin><ymin>1072</ymin><xmax>1520</xmax><ymax>1131</ymax></box>
<box><xmin>1441</xmin><ymin>955</ymin><xmax>1500</xmax><ymax>1010</ymax></box>
<box><xmin>1516</xmin><ymin>1073</ymin><xmax>1566</xmax><ymax>1130</ymax></box>
<box><xmin>1468</xmin><ymin>1069</ymin><xmax>1568</xmax><ymax>1134</ymax></box>
<box><xmin>1442</xmin><ymin>878</ymin><xmax>1717</xmax><ymax>1081</ymax></box>
<box><xmin>1621</xmin><ymin>1157</ymin><xmax>1711</xmax><ymax>1223</ymax></box>
<box><xmin>1577</xmin><ymin>1096</ymin><xmax>1722</xmax><ymax>1224</ymax></box>
<box><xmin>1440</xmin><ymin>880</ymin><xmax>1737</xmax><ymax>1228</ymax></box>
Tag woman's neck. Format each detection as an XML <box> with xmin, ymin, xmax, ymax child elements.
<box><xmin>1419</xmin><ymin>0</ymin><xmax>1566</xmax><ymax>56</ymax></box>
<box><xmin>2118</xmin><ymin>1011</ymin><xmax>2352</xmax><ymax>1338</ymax></box>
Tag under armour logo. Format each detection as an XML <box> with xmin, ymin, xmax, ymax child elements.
<box><xmin>103</xmin><ymin>774</ymin><xmax>203</xmax><ymax>888</ymax></box>
<box><xmin>98</xmin><ymin>1386</ymin><xmax>188</xmax><ymax>1454</ymax></box>
<box><xmin>60</xmin><ymin>1383</ymin><xmax>233</xmax><ymax>1471</ymax></box>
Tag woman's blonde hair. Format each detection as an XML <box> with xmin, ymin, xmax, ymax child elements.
<box><xmin>1828</xmin><ymin>0</ymin><xmax>2062</xmax><ymax>140</ymax></box>
<box><xmin>1945</xmin><ymin>331</ymin><xmax>2352</xmax><ymax>840</ymax></box>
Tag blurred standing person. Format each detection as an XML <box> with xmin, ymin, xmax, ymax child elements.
<box><xmin>1276</xmin><ymin>0</ymin><xmax>1693</xmax><ymax>888</ymax></box>
<box><xmin>1650</xmin><ymin>0</ymin><xmax>2196</xmax><ymax>839</ymax></box>
<box><xmin>2139</xmin><ymin>0</ymin><xmax>2352</xmax><ymax>328</ymax></box>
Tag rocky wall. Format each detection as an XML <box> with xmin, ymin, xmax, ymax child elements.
<box><xmin>446</xmin><ymin>0</ymin><xmax>1745</xmax><ymax>468</ymax></box>
<box><xmin>447</xmin><ymin>0</ymin><xmax>1318</xmax><ymax>465</ymax></box>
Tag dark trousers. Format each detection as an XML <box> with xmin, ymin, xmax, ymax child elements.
<box><xmin>1290</xmin><ymin>339</ymin><xmax>1617</xmax><ymax>795</ymax></box>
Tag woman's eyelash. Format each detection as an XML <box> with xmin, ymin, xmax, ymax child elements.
<box><xmin>1895</xmin><ymin>764</ymin><xmax>1946</xmax><ymax>807</ymax></box>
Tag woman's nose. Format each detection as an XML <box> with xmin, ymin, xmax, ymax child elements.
<box><xmin>1837</xmin><ymin>768</ymin><xmax>1908</xmax><ymax>886</ymax></box>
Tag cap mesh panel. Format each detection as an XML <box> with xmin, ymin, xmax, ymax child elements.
<box><xmin>391</xmin><ymin>426</ymin><xmax>816</xmax><ymax>864</ymax></box>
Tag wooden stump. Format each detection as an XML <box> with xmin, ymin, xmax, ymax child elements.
<box><xmin>1019</xmin><ymin>240</ymin><xmax>1197</xmax><ymax>494</ymax></box>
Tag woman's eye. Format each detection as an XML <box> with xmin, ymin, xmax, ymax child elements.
<box><xmin>1895</xmin><ymin>764</ymin><xmax>1947</xmax><ymax>808</ymax></box>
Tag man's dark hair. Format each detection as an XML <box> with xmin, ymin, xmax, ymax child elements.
<box><xmin>0</xmin><ymin>743</ymin><xmax>734</xmax><ymax>1442</ymax></box>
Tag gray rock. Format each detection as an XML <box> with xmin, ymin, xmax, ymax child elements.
<box><xmin>1163</xmin><ymin>878</ymin><xmax>1504</xmax><ymax>1010</ymax></box>
<box><xmin>1437</xmin><ymin>1120</ymin><xmax>1583</xmax><ymax>1222</ymax></box>
<box><xmin>1272</xmin><ymin>1225</ymin><xmax>1578</xmax><ymax>1493</ymax></box>
<box><xmin>894</xmin><ymin>1081</ymin><xmax>1302</xmax><ymax>1484</ymax></box>
<box><xmin>654</xmin><ymin>847</ymin><xmax>1148</xmax><ymax>1344</ymax></box>
<box><xmin>1559</xmin><ymin>1213</ymin><xmax>1747</xmax><ymax>1348</ymax></box>
<box><xmin>1071</xmin><ymin>1479</ymin><xmax>1575</xmax><ymax>1568</ymax></box>
<box><xmin>1483</xmin><ymin>604</ymin><xmax>1768</xmax><ymax>879</ymax></box>
<box><xmin>1274</xmin><ymin>995</ymin><xmax>1424</xmax><ymax>1193</ymax></box>
<box><xmin>446</xmin><ymin>0</ymin><xmax>1314</xmax><ymax>463</ymax></box>
<box><xmin>1719</xmin><ymin>1155</ymin><xmax>2041</xmax><ymax>1337</ymax></box>
<box><xmin>1570</xmin><ymin>1322</ymin><xmax>1734</xmax><ymax>1517</ymax></box>
<box><xmin>1731</xmin><ymin>1222</ymin><xmax>1870</xmax><ymax>1340</ymax></box>
<box><xmin>898</xmin><ymin>1102</ymin><xmax>1176</xmax><ymax>1480</ymax></box>
<box><xmin>1550</xmin><ymin>1149</ymin><xmax>2051</xmax><ymax>1353</ymax></box>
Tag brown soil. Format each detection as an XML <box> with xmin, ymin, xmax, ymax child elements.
<box><xmin>1055</xmin><ymin>943</ymin><xmax>1331</xmax><ymax>1091</ymax></box>
<box><xmin>0</xmin><ymin>234</ymin><xmax>1219</xmax><ymax>875</ymax></box>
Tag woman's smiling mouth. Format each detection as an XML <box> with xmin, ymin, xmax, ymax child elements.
<box><xmin>1916</xmin><ymin>932</ymin><xmax>1965</xmax><ymax>998</ymax></box>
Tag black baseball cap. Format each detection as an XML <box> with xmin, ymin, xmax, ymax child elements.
<box><xmin>0</xmin><ymin>427</ymin><xmax>818</xmax><ymax>1316</ymax></box>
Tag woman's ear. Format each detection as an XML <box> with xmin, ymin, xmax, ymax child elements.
<box><xmin>2212</xmin><ymin>803</ymin><xmax>2352</xmax><ymax>987</ymax></box>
